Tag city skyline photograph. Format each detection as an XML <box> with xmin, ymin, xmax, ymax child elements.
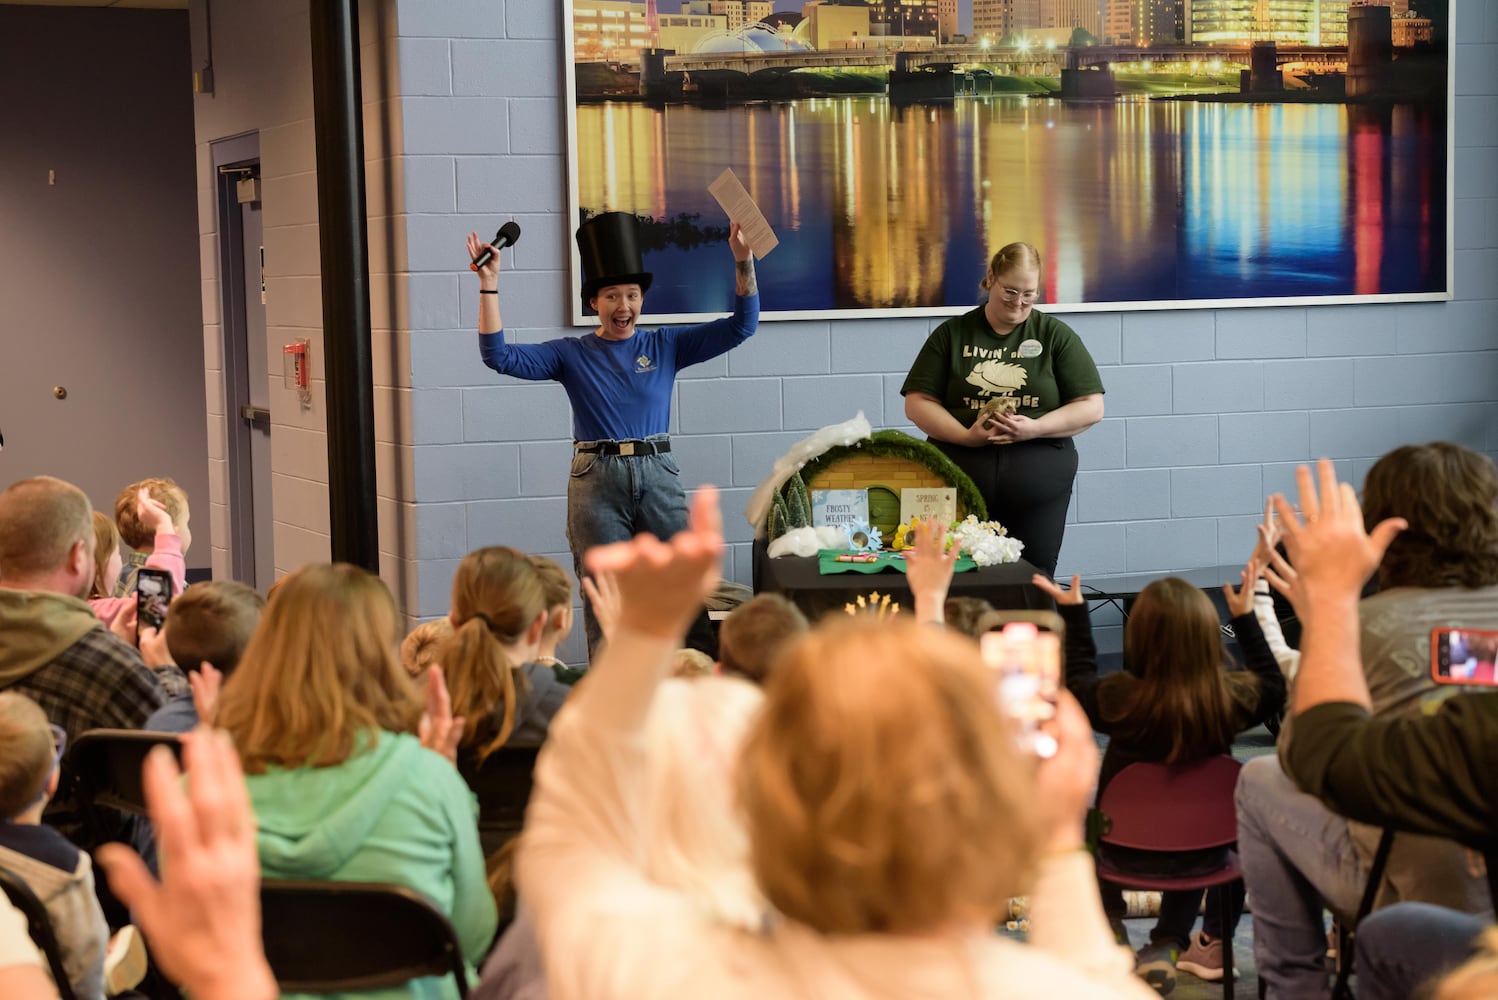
<box><xmin>567</xmin><ymin>0</ymin><xmax>1451</xmax><ymax>322</ymax></box>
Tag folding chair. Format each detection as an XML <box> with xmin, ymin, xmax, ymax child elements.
<box><xmin>260</xmin><ymin>880</ymin><xmax>470</xmax><ymax>996</ymax></box>
<box><xmin>0</xmin><ymin>866</ymin><xmax>80</xmax><ymax>1000</ymax></box>
<box><xmin>458</xmin><ymin>745</ymin><xmax>541</xmax><ymax>859</ymax></box>
<box><xmin>66</xmin><ymin>729</ymin><xmax>184</xmax><ymax>843</ymax></box>
<box><xmin>1095</xmin><ymin>755</ymin><xmax>1245</xmax><ymax>1000</ymax></box>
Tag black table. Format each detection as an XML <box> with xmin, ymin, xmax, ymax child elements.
<box><xmin>752</xmin><ymin>538</ymin><xmax>1047</xmax><ymax>621</ymax></box>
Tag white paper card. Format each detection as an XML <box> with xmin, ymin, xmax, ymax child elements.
<box><xmin>900</xmin><ymin>487</ymin><xmax>957</xmax><ymax>526</ymax></box>
<box><xmin>811</xmin><ymin>489</ymin><xmax>869</xmax><ymax>530</ymax></box>
<box><xmin>708</xmin><ymin>168</ymin><xmax>779</xmax><ymax>259</ymax></box>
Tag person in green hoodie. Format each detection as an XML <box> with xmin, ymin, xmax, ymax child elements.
<box><xmin>214</xmin><ymin>563</ymin><xmax>497</xmax><ymax>1000</ymax></box>
<box><xmin>0</xmin><ymin>476</ymin><xmax>183</xmax><ymax>852</ymax></box>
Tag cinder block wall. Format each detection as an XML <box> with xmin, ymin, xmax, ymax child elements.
<box><xmin>388</xmin><ymin>2</ymin><xmax>1497</xmax><ymax>660</ymax></box>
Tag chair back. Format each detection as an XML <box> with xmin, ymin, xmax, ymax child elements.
<box><xmin>458</xmin><ymin>745</ymin><xmax>541</xmax><ymax>857</ymax></box>
<box><xmin>66</xmin><ymin>729</ymin><xmax>184</xmax><ymax>848</ymax></box>
<box><xmin>0</xmin><ymin>866</ymin><xmax>80</xmax><ymax>1000</ymax></box>
<box><xmin>260</xmin><ymin>880</ymin><xmax>469</xmax><ymax>996</ymax></box>
<box><xmin>68</xmin><ymin>729</ymin><xmax>185</xmax><ymax>817</ymax></box>
<box><xmin>1097</xmin><ymin>756</ymin><xmax>1243</xmax><ymax>853</ymax></box>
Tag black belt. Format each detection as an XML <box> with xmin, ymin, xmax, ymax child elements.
<box><xmin>574</xmin><ymin>439</ymin><xmax>670</xmax><ymax>456</ymax></box>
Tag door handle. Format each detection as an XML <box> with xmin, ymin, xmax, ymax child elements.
<box><xmin>239</xmin><ymin>406</ymin><xmax>271</xmax><ymax>432</ymax></box>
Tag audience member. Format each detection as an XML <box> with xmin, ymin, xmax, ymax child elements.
<box><xmin>213</xmin><ymin>563</ymin><xmax>496</xmax><ymax>998</ymax></box>
<box><xmin>716</xmin><ymin>593</ymin><xmax>808</xmax><ymax>684</ymax></box>
<box><xmin>517</xmin><ymin>486</ymin><xmax>1156</xmax><ymax>999</ymax></box>
<box><xmin>1238</xmin><ymin>443</ymin><xmax>1498</xmax><ymax>998</ymax></box>
<box><xmin>669</xmin><ymin>647</ymin><xmax>715</xmax><ymax>678</ymax></box>
<box><xmin>513</xmin><ymin>556</ymin><xmax>575</xmax><ymax>731</ymax></box>
<box><xmin>1035</xmin><ymin>561</ymin><xmax>1281</xmax><ymax>991</ymax></box>
<box><xmin>111</xmin><ymin>478</ymin><xmax>191</xmax><ymax>598</ymax></box>
<box><xmin>944</xmin><ymin>595</ymin><xmax>997</xmax><ymax>638</ymax></box>
<box><xmin>0</xmin><ymin>693</ymin><xmax>112</xmax><ymax>999</ymax></box>
<box><xmin>1262</xmin><ymin>458</ymin><xmax>1498</xmax><ymax>999</ymax></box>
<box><xmin>476</xmin><ymin>674</ymin><xmax>766</xmax><ymax>1000</ymax></box>
<box><xmin>88</xmin><ymin>489</ymin><xmax>187</xmax><ymax>630</ymax></box>
<box><xmin>441</xmin><ymin>547</ymin><xmax>556</xmax><ymax>757</ymax></box>
<box><xmin>526</xmin><ymin>556</ymin><xmax>573</xmax><ymax>669</ymax></box>
<box><xmin>0</xmin><ymin>476</ymin><xmax>183</xmax><ymax>848</ymax></box>
<box><xmin>139</xmin><ymin>581</ymin><xmax>265</xmax><ymax>732</ymax></box>
<box><xmin>399</xmin><ymin>619</ymin><xmax>453</xmax><ymax>680</ymax></box>
<box><xmin>87</xmin><ymin>514</ymin><xmax>119</xmax><ymax>601</ymax></box>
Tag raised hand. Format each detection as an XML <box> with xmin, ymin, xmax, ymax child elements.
<box><xmin>138</xmin><ymin>487</ymin><xmax>175</xmax><ymax>536</ymax></box>
<box><xmin>1251</xmin><ymin>496</ymin><xmax>1281</xmax><ymax>568</ymax></box>
<box><xmin>584</xmin><ymin>486</ymin><xmax>724</xmax><ymax>642</ymax></box>
<box><xmin>905</xmin><ymin>518</ymin><xmax>958</xmax><ymax>621</ymax></box>
<box><xmin>1031</xmin><ymin>572</ymin><xmax>1085</xmax><ymax>607</ymax></box>
<box><xmin>466</xmin><ymin>231</ymin><xmax>502</xmax><ymax>283</ymax></box>
<box><xmin>580</xmin><ymin>570</ymin><xmax>622</xmax><ymax>643</ymax></box>
<box><xmin>1267</xmin><ymin>459</ymin><xmax>1405</xmax><ymax>616</ymax></box>
<box><xmin>417</xmin><ymin>665</ymin><xmax>464</xmax><ymax>765</ymax></box>
<box><xmin>190</xmin><ymin>663</ymin><xmax>222</xmax><ymax>725</ymax></box>
<box><xmin>98</xmin><ymin>731</ymin><xmax>277</xmax><ymax>1000</ymax></box>
<box><xmin>728</xmin><ymin>221</ymin><xmax>751</xmax><ymax>262</ymax></box>
<box><xmin>1223</xmin><ymin>559</ymin><xmax>1262</xmax><ymax>618</ymax></box>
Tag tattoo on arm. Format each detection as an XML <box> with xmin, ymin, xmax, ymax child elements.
<box><xmin>735</xmin><ymin>258</ymin><xmax>757</xmax><ymax>297</ymax></box>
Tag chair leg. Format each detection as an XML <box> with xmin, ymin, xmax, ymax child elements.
<box><xmin>1221</xmin><ymin>885</ymin><xmax>1235</xmax><ymax>1000</ymax></box>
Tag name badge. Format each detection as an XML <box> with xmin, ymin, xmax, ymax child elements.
<box><xmin>1017</xmin><ymin>339</ymin><xmax>1043</xmax><ymax>359</ymax></box>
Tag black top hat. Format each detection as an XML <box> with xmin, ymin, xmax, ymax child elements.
<box><xmin>577</xmin><ymin>212</ymin><xmax>654</xmax><ymax>304</ymax></box>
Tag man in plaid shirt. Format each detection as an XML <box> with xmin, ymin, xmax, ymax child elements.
<box><xmin>0</xmin><ymin>476</ymin><xmax>184</xmax><ymax>851</ymax></box>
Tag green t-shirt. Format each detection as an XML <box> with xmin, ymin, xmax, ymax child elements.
<box><xmin>900</xmin><ymin>307</ymin><xmax>1105</xmax><ymax>426</ymax></box>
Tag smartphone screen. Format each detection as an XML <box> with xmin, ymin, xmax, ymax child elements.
<box><xmin>136</xmin><ymin>568</ymin><xmax>173</xmax><ymax>632</ymax></box>
<box><xmin>982</xmin><ymin>622</ymin><xmax>1062</xmax><ymax>758</ymax></box>
<box><xmin>1432</xmin><ymin>627</ymin><xmax>1498</xmax><ymax>685</ymax></box>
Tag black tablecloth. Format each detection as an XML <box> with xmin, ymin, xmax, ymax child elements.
<box><xmin>752</xmin><ymin>538</ymin><xmax>1047</xmax><ymax>621</ymax></box>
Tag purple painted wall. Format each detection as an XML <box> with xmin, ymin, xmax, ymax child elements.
<box><xmin>0</xmin><ymin>6</ymin><xmax>209</xmax><ymax>569</ymax></box>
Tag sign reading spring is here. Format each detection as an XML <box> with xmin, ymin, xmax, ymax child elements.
<box><xmin>900</xmin><ymin>488</ymin><xmax>956</xmax><ymax>526</ymax></box>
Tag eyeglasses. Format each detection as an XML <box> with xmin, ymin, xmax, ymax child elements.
<box><xmin>999</xmin><ymin>287</ymin><xmax>1038</xmax><ymax>304</ymax></box>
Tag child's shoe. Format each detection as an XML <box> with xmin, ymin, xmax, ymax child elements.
<box><xmin>1135</xmin><ymin>941</ymin><xmax>1179</xmax><ymax>996</ymax></box>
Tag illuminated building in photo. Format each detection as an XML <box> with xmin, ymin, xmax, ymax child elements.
<box><xmin>1102</xmin><ymin>0</ymin><xmax>1132</xmax><ymax>43</ymax></box>
<box><xmin>1392</xmin><ymin>12</ymin><xmax>1432</xmax><ymax>47</ymax></box>
<box><xmin>1046</xmin><ymin>0</ymin><xmax>1103</xmax><ymax>36</ymax></box>
<box><xmin>801</xmin><ymin>1</ymin><xmax>874</xmax><ymax>49</ymax></box>
<box><xmin>697</xmin><ymin>0</ymin><xmax>775</xmax><ymax>30</ymax></box>
<box><xmin>881</xmin><ymin>0</ymin><xmax>942</xmax><ymax>37</ymax></box>
<box><xmin>1189</xmin><ymin>0</ymin><xmax>1331</xmax><ymax>45</ymax></box>
<box><xmin>938</xmin><ymin>0</ymin><xmax>960</xmax><ymax>39</ymax></box>
<box><xmin>973</xmin><ymin>0</ymin><xmax>1044</xmax><ymax>39</ymax></box>
<box><xmin>573</xmin><ymin>0</ymin><xmax>653</xmax><ymax>61</ymax></box>
<box><xmin>658</xmin><ymin>11</ymin><xmax>729</xmax><ymax>52</ymax></box>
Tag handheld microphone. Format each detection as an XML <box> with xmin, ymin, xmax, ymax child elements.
<box><xmin>471</xmin><ymin>221</ymin><xmax>522</xmax><ymax>271</ymax></box>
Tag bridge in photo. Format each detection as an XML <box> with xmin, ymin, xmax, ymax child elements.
<box><xmin>658</xmin><ymin>43</ymin><xmax>1349</xmax><ymax>77</ymax></box>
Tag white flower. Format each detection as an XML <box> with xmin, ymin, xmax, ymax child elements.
<box><xmin>950</xmin><ymin>515</ymin><xmax>1024</xmax><ymax>566</ymax></box>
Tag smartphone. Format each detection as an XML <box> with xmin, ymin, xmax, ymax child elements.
<box><xmin>981</xmin><ymin>615</ymin><xmax>1064</xmax><ymax>758</ymax></box>
<box><xmin>1431</xmin><ymin>627</ymin><xmax>1498</xmax><ymax>685</ymax></box>
<box><xmin>136</xmin><ymin>568</ymin><xmax>174</xmax><ymax>632</ymax></box>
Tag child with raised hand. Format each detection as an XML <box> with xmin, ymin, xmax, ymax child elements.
<box><xmin>89</xmin><ymin>488</ymin><xmax>187</xmax><ymax>630</ymax></box>
<box><xmin>111</xmin><ymin>478</ymin><xmax>191</xmax><ymax>599</ymax></box>
<box><xmin>1031</xmin><ymin>562</ymin><xmax>1284</xmax><ymax>993</ymax></box>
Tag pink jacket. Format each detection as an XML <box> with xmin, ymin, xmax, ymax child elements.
<box><xmin>89</xmin><ymin>532</ymin><xmax>186</xmax><ymax>627</ymax></box>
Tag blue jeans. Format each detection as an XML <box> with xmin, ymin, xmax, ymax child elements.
<box><xmin>566</xmin><ymin>443</ymin><xmax>687</xmax><ymax>656</ymax></box>
<box><xmin>1355</xmin><ymin>902</ymin><xmax>1487</xmax><ymax>1000</ymax></box>
<box><xmin>1236</xmin><ymin>756</ymin><xmax>1369</xmax><ymax>1000</ymax></box>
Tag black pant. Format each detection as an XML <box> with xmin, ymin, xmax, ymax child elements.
<box><xmin>935</xmin><ymin>437</ymin><xmax>1078</xmax><ymax>579</ymax></box>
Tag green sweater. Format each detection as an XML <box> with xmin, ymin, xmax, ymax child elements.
<box><xmin>246</xmin><ymin>731</ymin><xmax>497</xmax><ymax>1000</ymax></box>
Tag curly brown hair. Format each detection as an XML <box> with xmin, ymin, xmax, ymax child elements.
<box><xmin>1362</xmin><ymin>443</ymin><xmax>1498</xmax><ymax>589</ymax></box>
